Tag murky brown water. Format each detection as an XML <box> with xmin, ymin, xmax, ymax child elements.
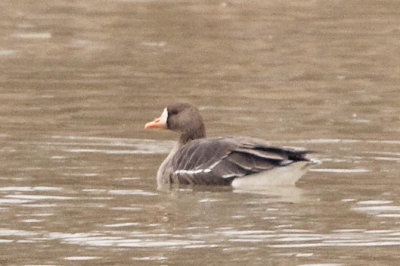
<box><xmin>1</xmin><ymin>0</ymin><xmax>400</xmax><ymax>265</ymax></box>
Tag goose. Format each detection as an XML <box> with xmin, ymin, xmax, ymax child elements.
<box><xmin>145</xmin><ymin>103</ymin><xmax>316</xmax><ymax>189</ymax></box>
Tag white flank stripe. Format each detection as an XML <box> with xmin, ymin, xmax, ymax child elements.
<box><xmin>175</xmin><ymin>168</ymin><xmax>211</xmax><ymax>175</ymax></box>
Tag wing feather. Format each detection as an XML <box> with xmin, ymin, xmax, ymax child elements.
<box><xmin>170</xmin><ymin>136</ymin><xmax>311</xmax><ymax>185</ymax></box>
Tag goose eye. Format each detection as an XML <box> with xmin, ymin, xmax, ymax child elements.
<box><xmin>169</xmin><ymin>110</ymin><xmax>178</xmax><ymax>116</ymax></box>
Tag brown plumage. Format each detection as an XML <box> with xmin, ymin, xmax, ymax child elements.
<box><xmin>145</xmin><ymin>103</ymin><xmax>316</xmax><ymax>188</ymax></box>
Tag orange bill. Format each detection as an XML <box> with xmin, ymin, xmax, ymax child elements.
<box><xmin>144</xmin><ymin>108</ymin><xmax>168</xmax><ymax>129</ymax></box>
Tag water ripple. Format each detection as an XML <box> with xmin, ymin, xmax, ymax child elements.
<box><xmin>44</xmin><ymin>136</ymin><xmax>174</xmax><ymax>154</ymax></box>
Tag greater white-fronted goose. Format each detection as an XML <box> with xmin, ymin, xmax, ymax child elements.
<box><xmin>145</xmin><ymin>103</ymin><xmax>316</xmax><ymax>189</ymax></box>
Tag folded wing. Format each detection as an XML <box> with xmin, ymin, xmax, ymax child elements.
<box><xmin>171</xmin><ymin>137</ymin><xmax>311</xmax><ymax>185</ymax></box>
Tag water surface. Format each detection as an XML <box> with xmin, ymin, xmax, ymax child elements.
<box><xmin>1</xmin><ymin>0</ymin><xmax>400</xmax><ymax>265</ymax></box>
